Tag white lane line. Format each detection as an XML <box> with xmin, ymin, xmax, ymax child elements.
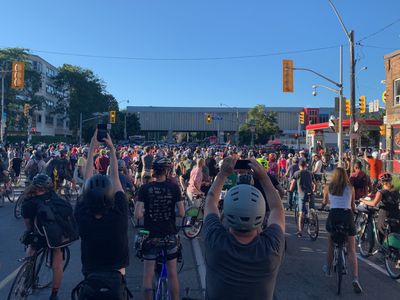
<box><xmin>191</xmin><ymin>238</ymin><xmax>206</xmax><ymax>295</ymax></box>
<box><xmin>357</xmin><ymin>254</ymin><xmax>400</xmax><ymax>283</ymax></box>
<box><xmin>0</xmin><ymin>266</ymin><xmax>21</xmax><ymax>290</ymax></box>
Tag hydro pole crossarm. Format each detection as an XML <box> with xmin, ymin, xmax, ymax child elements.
<box><xmin>292</xmin><ymin>67</ymin><xmax>342</xmax><ymax>88</ymax></box>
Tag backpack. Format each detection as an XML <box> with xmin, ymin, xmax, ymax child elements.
<box><xmin>26</xmin><ymin>159</ymin><xmax>39</xmax><ymax>181</ymax></box>
<box><xmin>72</xmin><ymin>271</ymin><xmax>132</xmax><ymax>300</ymax></box>
<box><xmin>35</xmin><ymin>192</ymin><xmax>79</xmax><ymax>248</ymax></box>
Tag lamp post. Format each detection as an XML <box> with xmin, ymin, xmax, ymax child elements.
<box><xmin>220</xmin><ymin>103</ymin><xmax>240</xmax><ymax>145</ymax></box>
<box><xmin>249</xmin><ymin>119</ymin><xmax>256</xmax><ymax>147</ymax></box>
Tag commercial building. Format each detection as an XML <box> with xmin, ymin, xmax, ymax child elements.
<box><xmin>127</xmin><ymin>105</ymin><xmax>335</xmax><ymax>144</ymax></box>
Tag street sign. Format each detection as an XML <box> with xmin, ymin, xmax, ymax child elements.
<box><xmin>374</xmin><ymin>99</ymin><xmax>379</xmax><ymax>112</ymax></box>
<box><xmin>354</xmin><ymin>121</ymin><xmax>359</xmax><ymax>133</ymax></box>
<box><xmin>368</xmin><ymin>102</ymin><xmax>373</xmax><ymax>113</ymax></box>
<box><xmin>383</xmin><ymin>115</ymin><xmax>387</xmax><ymax>124</ymax></box>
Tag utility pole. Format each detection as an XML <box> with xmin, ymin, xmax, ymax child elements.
<box><xmin>349</xmin><ymin>30</ymin><xmax>357</xmax><ymax>167</ymax></box>
<box><xmin>1</xmin><ymin>73</ymin><xmax>4</xmax><ymax>144</ymax></box>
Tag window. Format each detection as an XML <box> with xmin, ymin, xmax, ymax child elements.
<box><xmin>56</xmin><ymin>118</ymin><xmax>64</xmax><ymax>127</ymax></box>
<box><xmin>45</xmin><ymin>115</ymin><xmax>54</xmax><ymax>125</ymax></box>
<box><xmin>37</xmin><ymin>114</ymin><xmax>42</xmax><ymax>123</ymax></box>
<box><xmin>319</xmin><ymin>114</ymin><xmax>329</xmax><ymax>123</ymax></box>
<box><xmin>46</xmin><ymin>68</ymin><xmax>55</xmax><ymax>78</ymax></box>
<box><xmin>66</xmin><ymin>120</ymin><xmax>70</xmax><ymax>128</ymax></box>
<box><xmin>45</xmin><ymin>99</ymin><xmax>55</xmax><ymax>107</ymax></box>
<box><xmin>46</xmin><ymin>84</ymin><xmax>56</xmax><ymax>95</ymax></box>
<box><xmin>394</xmin><ymin>79</ymin><xmax>400</xmax><ymax>105</ymax></box>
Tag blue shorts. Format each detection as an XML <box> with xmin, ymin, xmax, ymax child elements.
<box><xmin>298</xmin><ymin>194</ymin><xmax>315</xmax><ymax>213</ymax></box>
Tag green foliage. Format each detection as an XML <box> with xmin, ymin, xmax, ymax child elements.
<box><xmin>0</xmin><ymin>48</ymin><xmax>44</xmax><ymax>140</ymax></box>
<box><xmin>392</xmin><ymin>175</ymin><xmax>400</xmax><ymax>191</ymax></box>
<box><xmin>109</xmin><ymin>110</ymin><xmax>141</xmax><ymax>141</ymax></box>
<box><xmin>239</xmin><ymin>105</ymin><xmax>280</xmax><ymax>145</ymax></box>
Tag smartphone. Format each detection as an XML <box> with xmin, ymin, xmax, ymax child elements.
<box><xmin>97</xmin><ymin>124</ymin><xmax>108</xmax><ymax>142</ymax></box>
<box><xmin>234</xmin><ymin>159</ymin><xmax>251</xmax><ymax>170</ymax></box>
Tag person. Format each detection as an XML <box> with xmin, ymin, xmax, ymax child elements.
<box><xmin>21</xmin><ymin>174</ymin><xmax>67</xmax><ymax>300</ymax></box>
<box><xmin>187</xmin><ymin>158</ymin><xmax>205</xmax><ymax>206</ymax></box>
<box><xmin>286</xmin><ymin>156</ymin><xmax>299</xmax><ymax>210</ymax></box>
<box><xmin>364</xmin><ymin>151</ymin><xmax>383</xmax><ymax>188</ymax></box>
<box><xmin>349</xmin><ymin>161</ymin><xmax>371</xmax><ymax>200</ymax></box>
<box><xmin>203</xmin><ymin>156</ymin><xmax>285</xmax><ymax>300</ymax></box>
<box><xmin>74</xmin><ymin>131</ymin><xmax>129</xmax><ymax>299</ymax></box>
<box><xmin>25</xmin><ymin>150</ymin><xmax>46</xmax><ymax>182</ymax></box>
<box><xmin>45</xmin><ymin>150</ymin><xmax>73</xmax><ymax>190</ymax></box>
<box><xmin>361</xmin><ymin>173</ymin><xmax>400</xmax><ymax>241</ymax></box>
<box><xmin>290</xmin><ymin>159</ymin><xmax>316</xmax><ymax>237</ymax></box>
<box><xmin>141</xmin><ymin>146</ymin><xmax>153</xmax><ymax>185</ymax></box>
<box><xmin>321</xmin><ymin>167</ymin><xmax>362</xmax><ymax>294</ymax></box>
<box><xmin>134</xmin><ymin>157</ymin><xmax>185</xmax><ymax>300</ymax></box>
<box><xmin>95</xmin><ymin>149</ymin><xmax>110</xmax><ymax>176</ymax></box>
<box><xmin>278</xmin><ymin>153</ymin><xmax>287</xmax><ymax>179</ymax></box>
<box><xmin>117</xmin><ymin>159</ymin><xmax>135</xmax><ymax>194</ymax></box>
<box><xmin>311</xmin><ymin>154</ymin><xmax>324</xmax><ymax>183</ymax></box>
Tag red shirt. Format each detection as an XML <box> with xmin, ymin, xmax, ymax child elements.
<box><xmin>95</xmin><ymin>155</ymin><xmax>110</xmax><ymax>175</ymax></box>
<box><xmin>367</xmin><ymin>158</ymin><xmax>383</xmax><ymax>180</ymax></box>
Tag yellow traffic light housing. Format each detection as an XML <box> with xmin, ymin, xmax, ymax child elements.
<box><xmin>23</xmin><ymin>103</ymin><xmax>30</xmax><ymax>116</ymax></box>
<box><xmin>382</xmin><ymin>91</ymin><xmax>387</xmax><ymax>103</ymax></box>
<box><xmin>299</xmin><ymin>112</ymin><xmax>305</xmax><ymax>124</ymax></box>
<box><xmin>206</xmin><ymin>114</ymin><xmax>212</xmax><ymax>124</ymax></box>
<box><xmin>345</xmin><ymin>99</ymin><xmax>351</xmax><ymax>116</ymax></box>
<box><xmin>379</xmin><ymin>125</ymin><xmax>386</xmax><ymax>136</ymax></box>
<box><xmin>282</xmin><ymin>59</ymin><xmax>294</xmax><ymax>93</ymax></box>
<box><xmin>11</xmin><ymin>62</ymin><xmax>25</xmax><ymax>89</ymax></box>
<box><xmin>359</xmin><ymin>96</ymin><xmax>366</xmax><ymax>114</ymax></box>
<box><xmin>109</xmin><ymin>111</ymin><xmax>116</xmax><ymax>124</ymax></box>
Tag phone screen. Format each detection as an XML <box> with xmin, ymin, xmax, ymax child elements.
<box><xmin>234</xmin><ymin>159</ymin><xmax>251</xmax><ymax>170</ymax></box>
<box><xmin>97</xmin><ymin>124</ymin><xmax>107</xmax><ymax>142</ymax></box>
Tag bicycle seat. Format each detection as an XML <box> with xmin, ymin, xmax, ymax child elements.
<box><xmin>330</xmin><ymin>225</ymin><xmax>349</xmax><ymax>244</ymax></box>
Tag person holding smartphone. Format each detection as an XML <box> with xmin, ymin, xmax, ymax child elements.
<box><xmin>203</xmin><ymin>156</ymin><xmax>285</xmax><ymax>300</ymax></box>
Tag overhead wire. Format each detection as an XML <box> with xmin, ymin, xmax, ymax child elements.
<box><xmin>357</xmin><ymin>17</ymin><xmax>400</xmax><ymax>43</ymax></box>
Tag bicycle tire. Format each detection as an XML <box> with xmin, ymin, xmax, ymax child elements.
<box><xmin>336</xmin><ymin>245</ymin><xmax>344</xmax><ymax>295</ymax></box>
<box><xmin>156</xmin><ymin>278</ymin><xmax>169</xmax><ymax>300</ymax></box>
<box><xmin>181</xmin><ymin>207</ymin><xmax>203</xmax><ymax>239</ymax></box>
<box><xmin>7</xmin><ymin>259</ymin><xmax>34</xmax><ymax>300</ymax></box>
<box><xmin>14</xmin><ymin>194</ymin><xmax>24</xmax><ymax>219</ymax></box>
<box><xmin>7</xmin><ymin>186</ymin><xmax>16</xmax><ymax>203</ymax></box>
<box><xmin>34</xmin><ymin>247</ymin><xmax>71</xmax><ymax>289</ymax></box>
<box><xmin>384</xmin><ymin>250</ymin><xmax>400</xmax><ymax>279</ymax></box>
<box><xmin>307</xmin><ymin>210</ymin><xmax>319</xmax><ymax>241</ymax></box>
<box><xmin>358</xmin><ymin>220</ymin><xmax>376</xmax><ymax>257</ymax></box>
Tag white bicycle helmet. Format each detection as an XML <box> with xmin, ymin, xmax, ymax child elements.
<box><xmin>224</xmin><ymin>184</ymin><xmax>266</xmax><ymax>232</ymax></box>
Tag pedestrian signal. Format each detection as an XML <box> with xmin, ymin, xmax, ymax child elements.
<box><xmin>11</xmin><ymin>62</ymin><xmax>25</xmax><ymax>89</ymax></box>
<box><xmin>345</xmin><ymin>99</ymin><xmax>351</xmax><ymax>116</ymax></box>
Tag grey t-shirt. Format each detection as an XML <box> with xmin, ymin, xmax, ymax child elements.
<box><xmin>203</xmin><ymin>214</ymin><xmax>284</xmax><ymax>300</ymax></box>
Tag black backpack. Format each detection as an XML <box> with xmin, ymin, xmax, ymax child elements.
<box><xmin>35</xmin><ymin>192</ymin><xmax>79</xmax><ymax>248</ymax></box>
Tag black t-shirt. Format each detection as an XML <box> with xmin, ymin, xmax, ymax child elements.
<box><xmin>293</xmin><ymin>169</ymin><xmax>314</xmax><ymax>198</ymax></box>
<box><xmin>137</xmin><ymin>181</ymin><xmax>182</xmax><ymax>238</ymax></box>
<box><xmin>11</xmin><ymin>157</ymin><xmax>23</xmax><ymax>169</ymax></box>
<box><xmin>21</xmin><ymin>192</ymin><xmax>54</xmax><ymax>220</ymax></box>
<box><xmin>74</xmin><ymin>191</ymin><xmax>129</xmax><ymax>274</ymax></box>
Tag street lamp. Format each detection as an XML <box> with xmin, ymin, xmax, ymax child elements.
<box><xmin>220</xmin><ymin>103</ymin><xmax>240</xmax><ymax>144</ymax></box>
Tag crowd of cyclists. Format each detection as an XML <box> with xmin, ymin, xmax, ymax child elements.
<box><xmin>1</xmin><ymin>133</ymin><xmax>400</xmax><ymax>299</ymax></box>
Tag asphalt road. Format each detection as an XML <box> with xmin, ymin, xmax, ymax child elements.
<box><xmin>0</xmin><ymin>182</ymin><xmax>399</xmax><ymax>300</ymax></box>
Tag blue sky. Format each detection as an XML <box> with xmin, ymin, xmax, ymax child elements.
<box><xmin>1</xmin><ymin>0</ymin><xmax>399</xmax><ymax>110</ymax></box>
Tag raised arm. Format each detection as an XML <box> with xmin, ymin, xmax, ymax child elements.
<box><xmin>84</xmin><ymin>130</ymin><xmax>99</xmax><ymax>180</ymax></box>
<box><xmin>103</xmin><ymin>134</ymin><xmax>123</xmax><ymax>194</ymax></box>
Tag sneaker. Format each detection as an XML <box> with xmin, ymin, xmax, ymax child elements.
<box><xmin>49</xmin><ymin>292</ymin><xmax>59</xmax><ymax>300</ymax></box>
<box><xmin>352</xmin><ymin>280</ymin><xmax>363</xmax><ymax>294</ymax></box>
<box><xmin>296</xmin><ymin>232</ymin><xmax>302</xmax><ymax>238</ymax></box>
<box><xmin>322</xmin><ymin>264</ymin><xmax>332</xmax><ymax>277</ymax></box>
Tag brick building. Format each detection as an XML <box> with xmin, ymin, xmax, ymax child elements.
<box><xmin>384</xmin><ymin>50</ymin><xmax>400</xmax><ymax>171</ymax></box>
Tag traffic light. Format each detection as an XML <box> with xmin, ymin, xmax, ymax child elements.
<box><xmin>359</xmin><ymin>96</ymin><xmax>366</xmax><ymax>114</ymax></box>
<box><xmin>299</xmin><ymin>112</ymin><xmax>305</xmax><ymax>124</ymax></box>
<box><xmin>109</xmin><ymin>111</ymin><xmax>116</xmax><ymax>123</ymax></box>
<box><xmin>382</xmin><ymin>91</ymin><xmax>387</xmax><ymax>103</ymax></box>
<box><xmin>380</xmin><ymin>125</ymin><xmax>386</xmax><ymax>136</ymax></box>
<box><xmin>23</xmin><ymin>103</ymin><xmax>29</xmax><ymax>116</ymax></box>
<box><xmin>206</xmin><ymin>114</ymin><xmax>212</xmax><ymax>124</ymax></box>
<box><xmin>345</xmin><ymin>99</ymin><xmax>351</xmax><ymax>116</ymax></box>
<box><xmin>11</xmin><ymin>61</ymin><xmax>25</xmax><ymax>89</ymax></box>
<box><xmin>282</xmin><ymin>59</ymin><xmax>294</xmax><ymax>93</ymax></box>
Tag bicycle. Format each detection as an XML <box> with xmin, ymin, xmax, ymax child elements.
<box><xmin>135</xmin><ymin>229</ymin><xmax>183</xmax><ymax>300</ymax></box>
<box><xmin>0</xmin><ymin>181</ymin><xmax>15</xmax><ymax>207</ymax></box>
<box><xmin>59</xmin><ymin>181</ymin><xmax>79</xmax><ymax>203</ymax></box>
<box><xmin>356</xmin><ymin>203</ymin><xmax>400</xmax><ymax>279</ymax></box>
<box><xmin>7</xmin><ymin>235</ymin><xmax>70</xmax><ymax>300</ymax></box>
<box><xmin>14</xmin><ymin>194</ymin><xmax>24</xmax><ymax>219</ymax></box>
<box><xmin>330</xmin><ymin>224</ymin><xmax>349</xmax><ymax>295</ymax></box>
<box><xmin>294</xmin><ymin>194</ymin><xmax>319</xmax><ymax>241</ymax></box>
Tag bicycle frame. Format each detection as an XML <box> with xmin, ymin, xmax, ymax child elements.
<box><xmin>155</xmin><ymin>249</ymin><xmax>169</xmax><ymax>299</ymax></box>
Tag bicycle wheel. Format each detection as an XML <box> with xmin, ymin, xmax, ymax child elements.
<box><xmin>34</xmin><ymin>247</ymin><xmax>70</xmax><ymax>289</ymax></box>
<box><xmin>384</xmin><ymin>250</ymin><xmax>400</xmax><ymax>279</ymax></box>
<box><xmin>7</xmin><ymin>186</ymin><xmax>16</xmax><ymax>203</ymax></box>
<box><xmin>358</xmin><ymin>221</ymin><xmax>376</xmax><ymax>257</ymax></box>
<box><xmin>336</xmin><ymin>245</ymin><xmax>344</xmax><ymax>295</ymax></box>
<box><xmin>307</xmin><ymin>209</ymin><xmax>319</xmax><ymax>241</ymax></box>
<box><xmin>155</xmin><ymin>278</ymin><xmax>169</xmax><ymax>300</ymax></box>
<box><xmin>14</xmin><ymin>194</ymin><xmax>24</xmax><ymax>219</ymax></box>
<box><xmin>7</xmin><ymin>259</ymin><xmax>34</xmax><ymax>300</ymax></box>
<box><xmin>181</xmin><ymin>207</ymin><xmax>203</xmax><ymax>239</ymax></box>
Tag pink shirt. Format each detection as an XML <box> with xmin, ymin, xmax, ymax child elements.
<box><xmin>188</xmin><ymin>167</ymin><xmax>203</xmax><ymax>193</ymax></box>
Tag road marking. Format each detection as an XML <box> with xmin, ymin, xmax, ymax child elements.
<box><xmin>191</xmin><ymin>238</ymin><xmax>206</xmax><ymax>296</ymax></box>
<box><xmin>0</xmin><ymin>265</ymin><xmax>21</xmax><ymax>290</ymax></box>
<box><xmin>357</xmin><ymin>254</ymin><xmax>400</xmax><ymax>283</ymax></box>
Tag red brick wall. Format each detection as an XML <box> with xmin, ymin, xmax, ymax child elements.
<box><xmin>385</xmin><ymin>51</ymin><xmax>400</xmax><ymax>124</ymax></box>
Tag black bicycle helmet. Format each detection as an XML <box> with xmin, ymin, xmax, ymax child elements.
<box><xmin>32</xmin><ymin>174</ymin><xmax>53</xmax><ymax>189</ymax></box>
<box><xmin>82</xmin><ymin>175</ymin><xmax>114</xmax><ymax>214</ymax></box>
<box><xmin>152</xmin><ymin>156</ymin><xmax>172</xmax><ymax>170</ymax></box>
<box><xmin>380</xmin><ymin>172</ymin><xmax>392</xmax><ymax>182</ymax></box>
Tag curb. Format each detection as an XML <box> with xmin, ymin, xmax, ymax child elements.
<box><xmin>191</xmin><ymin>238</ymin><xmax>206</xmax><ymax>295</ymax></box>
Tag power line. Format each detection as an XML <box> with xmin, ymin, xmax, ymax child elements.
<box><xmin>357</xmin><ymin>17</ymin><xmax>400</xmax><ymax>43</ymax></box>
<box><xmin>357</xmin><ymin>44</ymin><xmax>398</xmax><ymax>51</ymax></box>
<box><xmin>1</xmin><ymin>44</ymin><xmax>341</xmax><ymax>62</ymax></box>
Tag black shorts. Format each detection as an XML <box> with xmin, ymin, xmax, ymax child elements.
<box><xmin>326</xmin><ymin>209</ymin><xmax>357</xmax><ymax>237</ymax></box>
<box><xmin>142</xmin><ymin>235</ymin><xmax>180</xmax><ymax>261</ymax></box>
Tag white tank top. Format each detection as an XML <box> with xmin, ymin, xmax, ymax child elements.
<box><xmin>329</xmin><ymin>186</ymin><xmax>352</xmax><ymax>209</ymax></box>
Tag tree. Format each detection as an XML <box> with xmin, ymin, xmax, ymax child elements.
<box><xmin>109</xmin><ymin>110</ymin><xmax>141</xmax><ymax>141</ymax></box>
<box><xmin>54</xmin><ymin>64</ymin><xmax>119</xmax><ymax>142</ymax></box>
<box><xmin>239</xmin><ymin>104</ymin><xmax>280</xmax><ymax>145</ymax></box>
<box><xmin>0</xmin><ymin>48</ymin><xmax>45</xmax><ymax>139</ymax></box>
